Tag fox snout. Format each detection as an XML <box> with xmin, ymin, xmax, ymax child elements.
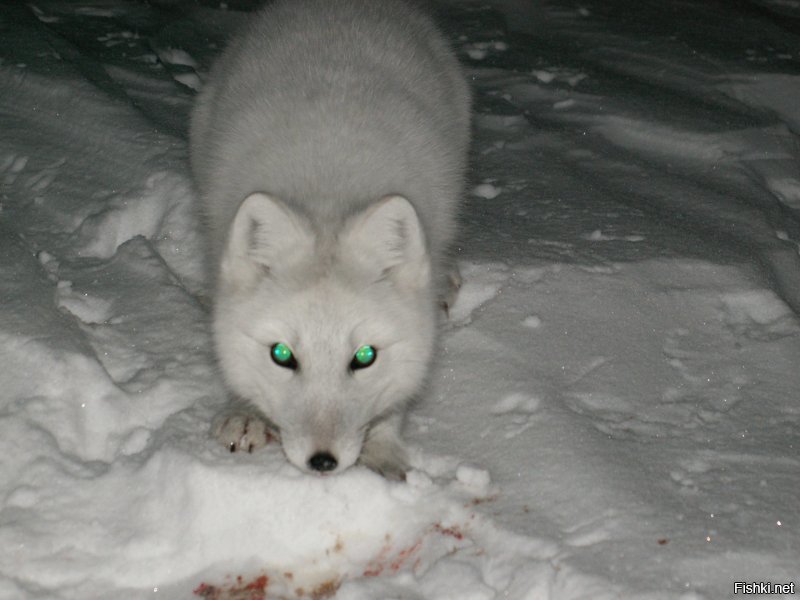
<box><xmin>307</xmin><ymin>451</ymin><xmax>338</xmax><ymax>473</ymax></box>
<box><xmin>280</xmin><ymin>425</ymin><xmax>365</xmax><ymax>476</ymax></box>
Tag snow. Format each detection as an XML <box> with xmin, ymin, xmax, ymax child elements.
<box><xmin>1</xmin><ymin>0</ymin><xmax>799</xmax><ymax>598</ymax></box>
<box><xmin>472</xmin><ymin>182</ymin><xmax>502</xmax><ymax>199</ymax></box>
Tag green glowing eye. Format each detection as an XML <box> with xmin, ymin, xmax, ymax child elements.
<box><xmin>350</xmin><ymin>345</ymin><xmax>377</xmax><ymax>370</ymax></box>
<box><xmin>271</xmin><ymin>342</ymin><xmax>298</xmax><ymax>370</ymax></box>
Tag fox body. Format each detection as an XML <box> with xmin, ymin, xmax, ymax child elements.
<box><xmin>189</xmin><ymin>0</ymin><xmax>471</xmax><ymax>478</ymax></box>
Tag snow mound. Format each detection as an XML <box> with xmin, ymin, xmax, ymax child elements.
<box><xmin>0</xmin><ymin>419</ymin><xmax>555</xmax><ymax>599</ymax></box>
<box><xmin>73</xmin><ymin>170</ymin><xmax>204</xmax><ymax>290</ymax></box>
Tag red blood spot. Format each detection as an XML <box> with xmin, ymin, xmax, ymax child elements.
<box><xmin>193</xmin><ymin>582</ymin><xmax>213</xmax><ymax>597</ymax></box>
<box><xmin>389</xmin><ymin>539</ymin><xmax>423</xmax><ymax>572</ymax></box>
<box><xmin>246</xmin><ymin>575</ymin><xmax>269</xmax><ymax>592</ymax></box>
<box><xmin>433</xmin><ymin>523</ymin><xmax>464</xmax><ymax>540</ymax></box>
<box><xmin>193</xmin><ymin>573</ymin><xmax>269</xmax><ymax>599</ymax></box>
<box><xmin>362</xmin><ymin>542</ymin><xmax>392</xmax><ymax>577</ymax></box>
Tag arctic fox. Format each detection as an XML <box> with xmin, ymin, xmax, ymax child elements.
<box><xmin>189</xmin><ymin>0</ymin><xmax>471</xmax><ymax>479</ymax></box>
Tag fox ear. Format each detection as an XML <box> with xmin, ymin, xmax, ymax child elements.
<box><xmin>341</xmin><ymin>195</ymin><xmax>431</xmax><ymax>290</ymax></box>
<box><xmin>221</xmin><ymin>192</ymin><xmax>314</xmax><ymax>283</ymax></box>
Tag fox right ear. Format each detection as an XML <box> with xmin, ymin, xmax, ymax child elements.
<box><xmin>221</xmin><ymin>192</ymin><xmax>315</xmax><ymax>284</ymax></box>
<box><xmin>340</xmin><ymin>195</ymin><xmax>431</xmax><ymax>291</ymax></box>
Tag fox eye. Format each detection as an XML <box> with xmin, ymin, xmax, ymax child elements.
<box><xmin>350</xmin><ymin>345</ymin><xmax>377</xmax><ymax>370</ymax></box>
<box><xmin>271</xmin><ymin>342</ymin><xmax>298</xmax><ymax>370</ymax></box>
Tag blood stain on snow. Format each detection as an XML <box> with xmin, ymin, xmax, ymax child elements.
<box><xmin>294</xmin><ymin>579</ymin><xmax>340</xmax><ymax>600</ymax></box>
<box><xmin>467</xmin><ymin>494</ymin><xmax>499</xmax><ymax>506</ymax></box>
<box><xmin>310</xmin><ymin>579</ymin><xmax>340</xmax><ymax>599</ymax></box>
<box><xmin>363</xmin><ymin>523</ymin><xmax>469</xmax><ymax>579</ymax></box>
<box><xmin>433</xmin><ymin>523</ymin><xmax>465</xmax><ymax>541</ymax></box>
<box><xmin>389</xmin><ymin>538</ymin><xmax>424</xmax><ymax>572</ymax></box>
<box><xmin>362</xmin><ymin>536</ymin><xmax>423</xmax><ymax>577</ymax></box>
<box><xmin>362</xmin><ymin>562</ymin><xmax>385</xmax><ymax>577</ymax></box>
<box><xmin>193</xmin><ymin>573</ymin><xmax>269</xmax><ymax>600</ymax></box>
<box><xmin>363</xmin><ymin>541</ymin><xmax>393</xmax><ymax>577</ymax></box>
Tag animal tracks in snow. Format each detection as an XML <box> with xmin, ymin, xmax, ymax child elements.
<box><xmin>718</xmin><ymin>289</ymin><xmax>800</xmax><ymax>341</ymax></box>
<box><xmin>1</xmin><ymin>154</ymin><xmax>29</xmax><ymax>186</ymax></box>
<box><xmin>489</xmin><ymin>392</ymin><xmax>544</xmax><ymax>440</ymax></box>
<box><xmin>544</xmin><ymin>262</ymin><xmax>799</xmax><ymax>447</ymax></box>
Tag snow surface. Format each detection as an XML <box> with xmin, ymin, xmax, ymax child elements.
<box><xmin>1</xmin><ymin>0</ymin><xmax>799</xmax><ymax>598</ymax></box>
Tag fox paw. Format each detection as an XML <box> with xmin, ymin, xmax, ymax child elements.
<box><xmin>358</xmin><ymin>436</ymin><xmax>409</xmax><ymax>481</ymax></box>
<box><xmin>213</xmin><ymin>413</ymin><xmax>275</xmax><ymax>453</ymax></box>
<box><xmin>439</xmin><ymin>264</ymin><xmax>462</xmax><ymax>318</ymax></box>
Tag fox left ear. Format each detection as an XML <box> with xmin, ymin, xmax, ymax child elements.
<box><xmin>340</xmin><ymin>195</ymin><xmax>431</xmax><ymax>290</ymax></box>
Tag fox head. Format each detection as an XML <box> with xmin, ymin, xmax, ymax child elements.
<box><xmin>213</xmin><ymin>192</ymin><xmax>436</xmax><ymax>475</ymax></box>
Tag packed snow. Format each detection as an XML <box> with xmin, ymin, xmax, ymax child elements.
<box><xmin>1</xmin><ymin>0</ymin><xmax>798</xmax><ymax>598</ymax></box>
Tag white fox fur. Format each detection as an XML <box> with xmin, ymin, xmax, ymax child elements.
<box><xmin>189</xmin><ymin>0</ymin><xmax>471</xmax><ymax>478</ymax></box>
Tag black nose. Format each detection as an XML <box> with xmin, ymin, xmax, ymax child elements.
<box><xmin>307</xmin><ymin>451</ymin><xmax>338</xmax><ymax>472</ymax></box>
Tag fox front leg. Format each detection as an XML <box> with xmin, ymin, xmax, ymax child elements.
<box><xmin>358</xmin><ymin>413</ymin><xmax>409</xmax><ymax>481</ymax></box>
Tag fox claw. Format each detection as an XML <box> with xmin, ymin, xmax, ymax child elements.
<box><xmin>213</xmin><ymin>414</ymin><xmax>274</xmax><ymax>453</ymax></box>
